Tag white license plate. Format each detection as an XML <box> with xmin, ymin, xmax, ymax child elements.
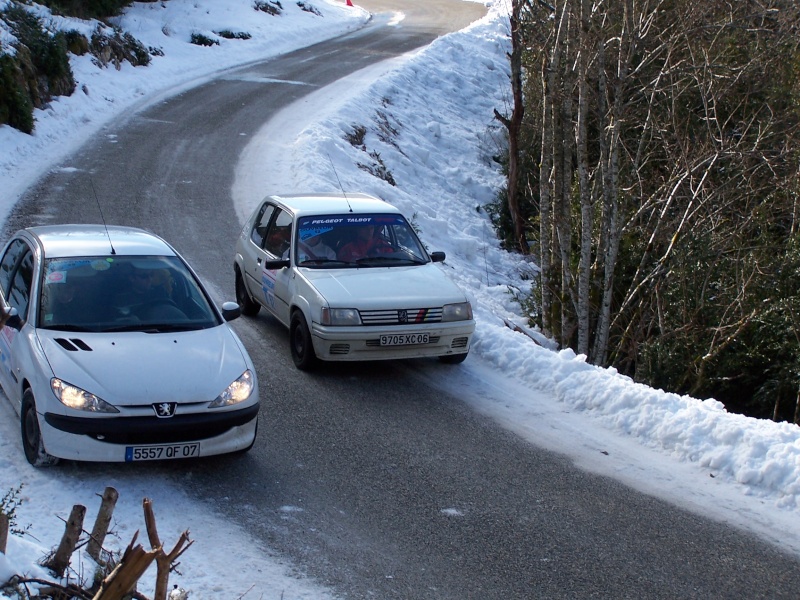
<box><xmin>380</xmin><ymin>333</ymin><xmax>430</xmax><ymax>346</ymax></box>
<box><xmin>125</xmin><ymin>443</ymin><xmax>200</xmax><ymax>462</ymax></box>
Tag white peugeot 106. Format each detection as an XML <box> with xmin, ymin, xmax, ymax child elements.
<box><xmin>234</xmin><ymin>193</ymin><xmax>475</xmax><ymax>370</ymax></box>
<box><xmin>0</xmin><ymin>225</ymin><xmax>259</xmax><ymax>466</ymax></box>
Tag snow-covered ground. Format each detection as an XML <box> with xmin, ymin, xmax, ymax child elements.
<box><xmin>2</xmin><ymin>0</ymin><xmax>800</xmax><ymax>597</ymax></box>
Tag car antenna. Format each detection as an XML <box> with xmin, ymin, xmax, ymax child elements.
<box><xmin>327</xmin><ymin>153</ymin><xmax>353</xmax><ymax>212</ymax></box>
<box><xmin>90</xmin><ymin>178</ymin><xmax>116</xmax><ymax>254</ymax></box>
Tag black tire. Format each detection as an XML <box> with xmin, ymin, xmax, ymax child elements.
<box><xmin>21</xmin><ymin>390</ymin><xmax>59</xmax><ymax>467</ymax></box>
<box><xmin>235</xmin><ymin>268</ymin><xmax>260</xmax><ymax>316</ymax></box>
<box><xmin>290</xmin><ymin>311</ymin><xmax>319</xmax><ymax>370</ymax></box>
<box><xmin>439</xmin><ymin>352</ymin><xmax>468</xmax><ymax>365</ymax></box>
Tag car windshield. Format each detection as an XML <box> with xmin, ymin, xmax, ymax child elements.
<box><xmin>38</xmin><ymin>255</ymin><xmax>221</xmax><ymax>333</ymax></box>
<box><xmin>295</xmin><ymin>213</ymin><xmax>428</xmax><ymax>268</ymax></box>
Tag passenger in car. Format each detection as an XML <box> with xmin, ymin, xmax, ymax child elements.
<box><xmin>298</xmin><ymin>233</ymin><xmax>336</xmax><ymax>262</ymax></box>
<box><xmin>47</xmin><ymin>278</ymin><xmax>85</xmax><ymax>326</ymax></box>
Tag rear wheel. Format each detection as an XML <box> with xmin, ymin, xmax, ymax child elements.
<box><xmin>439</xmin><ymin>352</ymin><xmax>468</xmax><ymax>365</ymax></box>
<box><xmin>290</xmin><ymin>311</ymin><xmax>319</xmax><ymax>371</ymax></box>
<box><xmin>21</xmin><ymin>390</ymin><xmax>59</xmax><ymax>467</ymax></box>
<box><xmin>235</xmin><ymin>268</ymin><xmax>260</xmax><ymax>316</ymax></box>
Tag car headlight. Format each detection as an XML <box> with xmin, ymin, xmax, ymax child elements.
<box><xmin>442</xmin><ymin>302</ymin><xmax>473</xmax><ymax>322</ymax></box>
<box><xmin>321</xmin><ymin>307</ymin><xmax>361</xmax><ymax>326</ymax></box>
<box><xmin>50</xmin><ymin>379</ymin><xmax>119</xmax><ymax>413</ymax></box>
<box><xmin>209</xmin><ymin>370</ymin><xmax>254</xmax><ymax>408</ymax></box>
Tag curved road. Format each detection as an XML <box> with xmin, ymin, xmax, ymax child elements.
<box><xmin>9</xmin><ymin>1</ymin><xmax>800</xmax><ymax>598</ymax></box>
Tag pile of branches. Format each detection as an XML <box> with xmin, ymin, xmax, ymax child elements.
<box><xmin>0</xmin><ymin>487</ymin><xmax>191</xmax><ymax>600</ymax></box>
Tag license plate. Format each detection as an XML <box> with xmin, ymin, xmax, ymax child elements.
<box><xmin>125</xmin><ymin>443</ymin><xmax>200</xmax><ymax>462</ymax></box>
<box><xmin>380</xmin><ymin>333</ymin><xmax>430</xmax><ymax>346</ymax></box>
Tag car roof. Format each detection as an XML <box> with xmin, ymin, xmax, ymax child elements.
<box><xmin>266</xmin><ymin>193</ymin><xmax>403</xmax><ymax>218</ymax></box>
<box><xmin>24</xmin><ymin>225</ymin><xmax>176</xmax><ymax>259</ymax></box>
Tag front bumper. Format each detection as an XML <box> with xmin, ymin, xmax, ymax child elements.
<box><xmin>310</xmin><ymin>321</ymin><xmax>475</xmax><ymax>361</ymax></box>
<box><xmin>39</xmin><ymin>403</ymin><xmax>259</xmax><ymax>462</ymax></box>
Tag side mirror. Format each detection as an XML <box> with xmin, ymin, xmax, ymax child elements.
<box><xmin>221</xmin><ymin>301</ymin><xmax>241</xmax><ymax>322</ymax></box>
<box><xmin>2</xmin><ymin>306</ymin><xmax>22</xmax><ymax>331</ymax></box>
<box><xmin>430</xmin><ymin>251</ymin><xmax>446</xmax><ymax>263</ymax></box>
<box><xmin>264</xmin><ymin>258</ymin><xmax>291</xmax><ymax>270</ymax></box>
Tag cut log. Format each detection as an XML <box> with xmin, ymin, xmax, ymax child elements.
<box><xmin>45</xmin><ymin>504</ymin><xmax>86</xmax><ymax>577</ymax></box>
<box><xmin>88</xmin><ymin>487</ymin><xmax>119</xmax><ymax>563</ymax></box>
<box><xmin>0</xmin><ymin>513</ymin><xmax>8</xmax><ymax>554</ymax></box>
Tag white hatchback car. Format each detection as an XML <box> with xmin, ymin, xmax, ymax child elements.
<box><xmin>234</xmin><ymin>193</ymin><xmax>475</xmax><ymax>369</ymax></box>
<box><xmin>0</xmin><ymin>225</ymin><xmax>259</xmax><ymax>466</ymax></box>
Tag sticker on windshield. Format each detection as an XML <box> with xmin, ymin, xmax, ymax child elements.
<box><xmin>47</xmin><ymin>259</ymin><xmax>92</xmax><ymax>273</ymax></box>
<box><xmin>45</xmin><ymin>270</ymin><xmax>68</xmax><ymax>285</ymax></box>
<box><xmin>299</xmin><ymin>227</ymin><xmax>333</xmax><ymax>241</ymax></box>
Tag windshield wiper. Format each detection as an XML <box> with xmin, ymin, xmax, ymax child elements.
<box><xmin>40</xmin><ymin>324</ymin><xmax>95</xmax><ymax>332</ymax></box>
<box><xmin>140</xmin><ymin>323</ymin><xmax>203</xmax><ymax>333</ymax></box>
<box><xmin>298</xmin><ymin>258</ymin><xmax>348</xmax><ymax>267</ymax></box>
<box><xmin>354</xmin><ymin>256</ymin><xmax>425</xmax><ymax>266</ymax></box>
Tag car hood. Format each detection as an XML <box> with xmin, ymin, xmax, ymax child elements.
<box><xmin>304</xmin><ymin>263</ymin><xmax>468</xmax><ymax>310</ymax></box>
<box><xmin>37</xmin><ymin>326</ymin><xmax>250</xmax><ymax>406</ymax></box>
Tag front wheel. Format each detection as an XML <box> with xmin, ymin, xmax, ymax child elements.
<box><xmin>235</xmin><ymin>268</ymin><xmax>260</xmax><ymax>316</ymax></box>
<box><xmin>439</xmin><ymin>352</ymin><xmax>468</xmax><ymax>365</ymax></box>
<box><xmin>290</xmin><ymin>311</ymin><xmax>319</xmax><ymax>371</ymax></box>
<box><xmin>21</xmin><ymin>390</ymin><xmax>59</xmax><ymax>467</ymax></box>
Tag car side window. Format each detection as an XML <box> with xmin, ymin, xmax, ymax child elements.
<box><xmin>8</xmin><ymin>248</ymin><xmax>34</xmax><ymax>320</ymax></box>
<box><xmin>251</xmin><ymin>203</ymin><xmax>276</xmax><ymax>248</ymax></box>
<box><xmin>264</xmin><ymin>209</ymin><xmax>293</xmax><ymax>257</ymax></box>
<box><xmin>0</xmin><ymin>239</ymin><xmax>29</xmax><ymax>298</ymax></box>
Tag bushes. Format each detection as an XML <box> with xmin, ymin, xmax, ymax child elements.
<box><xmin>90</xmin><ymin>25</ymin><xmax>151</xmax><ymax>68</ymax></box>
<box><xmin>0</xmin><ymin>2</ymin><xmax>152</xmax><ymax>132</ymax></box>
<box><xmin>36</xmin><ymin>0</ymin><xmax>134</xmax><ymax>20</ymax></box>
<box><xmin>0</xmin><ymin>4</ymin><xmax>76</xmax><ymax>133</ymax></box>
<box><xmin>0</xmin><ymin>54</ymin><xmax>35</xmax><ymax>134</ymax></box>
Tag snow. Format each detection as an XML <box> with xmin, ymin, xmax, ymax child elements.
<box><xmin>1</xmin><ymin>0</ymin><xmax>800</xmax><ymax>597</ymax></box>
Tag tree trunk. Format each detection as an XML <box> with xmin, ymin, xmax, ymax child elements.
<box><xmin>45</xmin><ymin>504</ymin><xmax>86</xmax><ymax>577</ymax></box>
<box><xmin>576</xmin><ymin>0</ymin><xmax>592</xmax><ymax>356</ymax></box>
<box><xmin>0</xmin><ymin>513</ymin><xmax>8</xmax><ymax>554</ymax></box>
<box><xmin>88</xmin><ymin>486</ymin><xmax>119</xmax><ymax>564</ymax></box>
<box><xmin>539</xmin><ymin>2</ymin><xmax>569</xmax><ymax>339</ymax></box>
<box><xmin>143</xmin><ymin>498</ymin><xmax>193</xmax><ymax>600</ymax></box>
<box><xmin>498</xmin><ymin>0</ymin><xmax>528</xmax><ymax>254</ymax></box>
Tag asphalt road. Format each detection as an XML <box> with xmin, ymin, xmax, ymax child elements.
<box><xmin>9</xmin><ymin>1</ymin><xmax>800</xmax><ymax>598</ymax></box>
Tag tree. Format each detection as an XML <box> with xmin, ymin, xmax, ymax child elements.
<box><xmin>505</xmin><ymin>0</ymin><xmax>800</xmax><ymax>418</ymax></box>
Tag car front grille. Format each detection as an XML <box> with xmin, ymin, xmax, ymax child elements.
<box><xmin>359</xmin><ymin>307</ymin><xmax>443</xmax><ymax>325</ymax></box>
<box><xmin>451</xmin><ymin>337</ymin><xmax>469</xmax><ymax>349</ymax></box>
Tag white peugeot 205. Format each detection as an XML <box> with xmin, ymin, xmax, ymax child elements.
<box><xmin>0</xmin><ymin>225</ymin><xmax>259</xmax><ymax>466</ymax></box>
<box><xmin>234</xmin><ymin>193</ymin><xmax>475</xmax><ymax>370</ymax></box>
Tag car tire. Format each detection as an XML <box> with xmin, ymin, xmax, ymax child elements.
<box><xmin>290</xmin><ymin>311</ymin><xmax>319</xmax><ymax>371</ymax></box>
<box><xmin>439</xmin><ymin>352</ymin><xmax>468</xmax><ymax>365</ymax></box>
<box><xmin>21</xmin><ymin>390</ymin><xmax>59</xmax><ymax>467</ymax></box>
<box><xmin>235</xmin><ymin>268</ymin><xmax>260</xmax><ymax>316</ymax></box>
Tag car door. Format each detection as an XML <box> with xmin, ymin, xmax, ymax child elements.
<box><xmin>245</xmin><ymin>203</ymin><xmax>293</xmax><ymax>326</ymax></box>
<box><xmin>0</xmin><ymin>238</ymin><xmax>36</xmax><ymax>410</ymax></box>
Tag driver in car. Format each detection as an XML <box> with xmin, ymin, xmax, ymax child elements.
<box><xmin>114</xmin><ymin>266</ymin><xmax>170</xmax><ymax>316</ymax></box>
<box><xmin>337</xmin><ymin>224</ymin><xmax>392</xmax><ymax>262</ymax></box>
